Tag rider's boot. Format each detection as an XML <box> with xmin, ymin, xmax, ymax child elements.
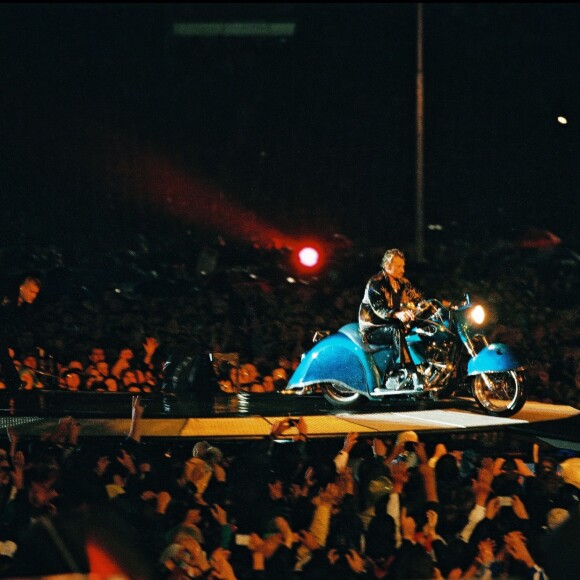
<box><xmin>383</xmin><ymin>374</ymin><xmax>400</xmax><ymax>390</ymax></box>
<box><xmin>376</xmin><ymin>368</ymin><xmax>424</xmax><ymax>392</ymax></box>
<box><xmin>410</xmin><ymin>372</ymin><xmax>424</xmax><ymax>391</ymax></box>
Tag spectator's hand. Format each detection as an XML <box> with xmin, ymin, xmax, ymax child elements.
<box><xmin>179</xmin><ymin>536</ymin><xmax>211</xmax><ymax>575</ymax></box>
<box><xmin>342</xmin><ymin>432</ymin><xmax>358</xmax><ymax>453</ymax></box>
<box><xmin>142</xmin><ymin>337</ymin><xmax>159</xmax><ymax>357</ymax></box>
<box><xmin>156</xmin><ymin>490</ymin><xmax>172</xmax><ymax>514</ymax></box>
<box><xmin>493</xmin><ymin>457</ymin><xmax>506</xmax><ymax>476</ymax></box>
<box><xmin>316</xmin><ymin>482</ymin><xmax>339</xmax><ymax>506</ymax></box>
<box><xmin>389</xmin><ymin>460</ymin><xmax>410</xmax><ymax>488</ymax></box>
<box><xmin>504</xmin><ymin>531</ymin><xmax>535</xmax><ymax>568</ymax></box>
<box><xmin>514</xmin><ymin>458</ymin><xmax>534</xmax><ymax>477</ymax></box>
<box><xmin>415</xmin><ymin>441</ymin><xmax>429</xmax><ymax>465</ymax></box>
<box><xmin>119</xmin><ymin>348</ymin><xmax>134</xmax><ymax>361</ymax></box>
<box><xmin>424</xmin><ymin>509</ymin><xmax>438</xmax><ymax>537</ymax></box>
<box><xmin>304</xmin><ymin>466</ymin><xmax>316</xmax><ymax>489</ymax></box>
<box><xmin>116</xmin><ymin>449</ymin><xmax>137</xmax><ymax>474</ymax></box>
<box><xmin>298</xmin><ymin>529</ymin><xmax>321</xmax><ymax>551</ymax></box>
<box><xmin>338</xmin><ymin>466</ymin><xmax>354</xmax><ymax>495</ymax></box>
<box><xmin>401</xmin><ymin>507</ymin><xmax>416</xmax><ymax>541</ymax></box>
<box><xmin>387</xmin><ymin>440</ymin><xmax>405</xmax><ymax>463</ymax></box>
<box><xmin>430</xmin><ymin>442</ymin><xmax>448</xmax><ymax>462</ymax></box>
<box><xmin>511</xmin><ymin>495</ymin><xmax>529</xmax><ymax>520</ymax></box>
<box><xmin>372</xmin><ymin>437</ymin><xmax>387</xmax><ymax>458</ymax></box>
<box><xmin>345</xmin><ymin>549</ymin><xmax>367</xmax><ymax>574</ymax></box>
<box><xmin>114</xmin><ymin>360</ymin><xmax>130</xmax><ymax>376</ymax></box>
<box><xmin>486</xmin><ymin>497</ymin><xmax>501</xmax><ymax>520</ymax></box>
<box><xmin>289</xmin><ymin>483</ymin><xmax>302</xmax><ymax>499</ymax></box>
<box><xmin>296</xmin><ymin>416</ymin><xmax>308</xmax><ymax>441</ymax></box>
<box><xmin>274</xmin><ymin>516</ymin><xmax>293</xmax><ymax>547</ymax></box>
<box><xmin>10</xmin><ymin>463</ymin><xmax>23</xmax><ymax>490</ymax></box>
<box><xmin>194</xmin><ymin>493</ymin><xmax>208</xmax><ymax>506</ymax></box>
<box><xmin>209</xmin><ymin>547</ymin><xmax>235</xmax><ymax>580</ymax></box>
<box><xmin>132</xmin><ymin>395</ymin><xmax>145</xmax><ymax>417</ymax></box>
<box><xmin>210</xmin><ymin>503</ymin><xmax>228</xmax><ymax>526</ymax></box>
<box><xmin>248</xmin><ymin>533</ymin><xmax>265</xmax><ymax>553</ymax></box>
<box><xmin>476</xmin><ymin>538</ymin><xmax>496</xmax><ymax>566</ymax></box>
<box><xmin>213</xmin><ymin>462</ymin><xmax>226</xmax><ymax>482</ymax></box>
<box><xmin>532</xmin><ymin>443</ymin><xmax>540</xmax><ymax>464</ymax></box>
<box><xmin>11</xmin><ymin>447</ymin><xmax>24</xmax><ymax>469</ymax></box>
<box><xmin>475</xmin><ymin>457</ymin><xmax>495</xmax><ymax>494</ymax></box>
<box><xmin>6</xmin><ymin>426</ymin><xmax>18</xmax><ymax>446</ymax></box>
<box><xmin>140</xmin><ymin>490</ymin><xmax>156</xmax><ymax>502</ymax></box>
<box><xmin>268</xmin><ymin>480</ymin><xmax>284</xmax><ymax>501</ymax></box>
<box><xmin>95</xmin><ymin>455</ymin><xmax>110</xmax><ymax>477</ymax></box>
<box><xmin>269</xmin><ymin>418</ymin><xmax>294</xmax><ymax>439</ymax></box>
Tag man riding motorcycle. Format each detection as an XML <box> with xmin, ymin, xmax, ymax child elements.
<box><xmin>358</xmin><ymin>249</ymin><xmax>424</xmax><ymax>390</ymax></box>
<box><xmin>289</xmin><ymin>250</ymin><xmax>526</xmax><ymax>415</ymax></box>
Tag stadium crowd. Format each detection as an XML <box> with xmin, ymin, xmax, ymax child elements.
<box><xmin>0</xmin><ymin>229</ymin><xmax>578</xmax><ymax>578</ymax></box>
<box><xmin>0</xmin><ymin>233</ymin><xmax>578</xmax><ymax>407</ymax></box>
<box><xmin>0</xmin><ymin>397</ymin><xmax>578</xmax><ymax>578</ymax></box>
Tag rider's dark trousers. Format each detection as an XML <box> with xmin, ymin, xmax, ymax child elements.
<box><xmin>363</xmin><ymin>321</ymin><xmax>417</xmax><ymax>373</ymax></box>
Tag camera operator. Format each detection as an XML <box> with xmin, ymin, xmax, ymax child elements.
<box><xmin>0</xmin><ymin>276</ymin><xmax>42</xmax><ymax>392</ymax></box>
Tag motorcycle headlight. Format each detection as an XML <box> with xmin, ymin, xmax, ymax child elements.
<box><xmin>470</xmin><ymin>305</ymin><xmax>485</xmax><ymax>325</ymax></box>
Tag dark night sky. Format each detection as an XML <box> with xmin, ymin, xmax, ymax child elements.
<box><xmin>1</xmin><ymin>3</ymin><xmax>579</xmax><ymax>253</ymax></box>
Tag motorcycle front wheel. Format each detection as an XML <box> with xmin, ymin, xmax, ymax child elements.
<box><xmin>322</xmin><ymin>382</ymin><xmax>364</xmax><ymax>408</ymax></box>
<box><xmin>472</xmin><ymin>371</ymin><xmax>526</xmax><ymax>417</ymax></box>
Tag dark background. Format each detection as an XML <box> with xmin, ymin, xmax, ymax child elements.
<box><xmin>1</xmin><ymin>3</ymin><xmax>579</xmax><ymax>259</ymax></box>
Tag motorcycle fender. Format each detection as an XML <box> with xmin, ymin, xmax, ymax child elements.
<box><xmin>467</xmin><ymin>343</ymin><xmax>525</xmax><ymax>375</ymax></box>
<box><xmin>287</xmin><ymin>333</ymin><xmax>378</xmax><ymax>393</ymax></box>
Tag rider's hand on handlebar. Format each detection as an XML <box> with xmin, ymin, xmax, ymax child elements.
<box><xmin>394</xmin><ymin>310</ymin><xmax>415</xmax><ymax>324</ymax></box>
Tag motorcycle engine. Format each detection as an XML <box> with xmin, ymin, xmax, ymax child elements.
<box><xmin>419</xmin><ymin>340</ymin><xmax>455</xmax><ymax>387</ymax></box>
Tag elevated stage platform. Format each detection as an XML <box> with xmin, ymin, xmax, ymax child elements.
<box><xmin>3</xmin><ymin>396</ymin><xmax>579</xmax><ymax>446</ymax></box>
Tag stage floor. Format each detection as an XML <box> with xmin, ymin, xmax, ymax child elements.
<box><xmin>3</xmin><ymin>393</ymin><xmax>578</xmax><ymax>442</ymax></box>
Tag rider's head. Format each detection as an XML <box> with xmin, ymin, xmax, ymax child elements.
<box><xmin>381</xmin><ymin>249</ymin><xmax>405</xmax><ymax>280</ymax></box>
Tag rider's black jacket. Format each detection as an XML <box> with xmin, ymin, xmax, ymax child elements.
<box><xmin>358</xmin><ymin>271</ymin><xmax>423</xmax><ymax>338</ymax></box>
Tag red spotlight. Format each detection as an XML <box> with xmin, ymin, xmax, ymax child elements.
<box><xmin>298</xmin><ymin>246</ymin><xmax>320</xmax><ymax>268</ymax></box>
<box><xmin>291</xmin><ymin>241</ymin><xmax>325</xmax><ymax>275</ymax></box>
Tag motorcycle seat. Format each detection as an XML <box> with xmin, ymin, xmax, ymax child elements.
<box><xmin>339</xmin><ymin>323</ymin><xmax>391</xmax><ymax>354</ymax></box>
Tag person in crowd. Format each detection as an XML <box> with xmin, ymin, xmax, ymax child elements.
<box><xmin>0</xmin><ymin>276</ymin><xmax>41</xmax><ymax>393</ymax></box>
<box><xmin>111</xmin><ymin>347</ymin><xmax>135</xmax><ymax>379</ymax></box>
<box><xmin>89</xmin><ymin>359</ymin><xmax>121</xmax><ymax>392</ymax></box>
<box><xmin>59</xmin><ymin>368</ymin><xmax>84</xmax><ymax>391</ymax></box>
<box><xmin>183</xmin><ymin>441</ymin><xmax>227</xmax><ymax>506</ymax></box>
<box><xmin>119</xmin><ymin>368</ymin><xmax>141</xmax><ymax>392</ymax></box>
<box><xmin>358</xmin><ymin>249</ymin><xmax>425</xmax><ymax>391</ymax></box>
<box><xmin>540</xmin><ymin>457</ymin><xmax>580</xmax><ymax>579</ymax></box>
<box><xmin>111</xmin><ymin>338</ymin><xmax>160</xmax><ymax>385</ymax></box>
<box><xmin>19</xmin><ymin>352</ymin><xmax>44</xmax><ymax>390</ymax></box>
<box><xmin>84</xmin><ymin>365</ymin><xmax>104</xmax><ymax>391</ymax></box>
<box><xmin>85</xmin><ymin>345</ymin><xmax>107</xmax><ymax>374</ymax></box>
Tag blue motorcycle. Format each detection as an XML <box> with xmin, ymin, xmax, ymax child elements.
<box><xmin>287</xmin><ymin>295</ymin><xmax>527</xmax><ymax>416</ymax></box>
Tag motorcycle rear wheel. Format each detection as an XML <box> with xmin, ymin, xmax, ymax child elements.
<box><xmin>472</xmin><ymin>371</ymin><xmax>526</xmax><ymax>417</ymax></box>
<box><xmin>322</xmin><ymin>382</ymin><xmax>364</xmax><ymax>408</ymax></box>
